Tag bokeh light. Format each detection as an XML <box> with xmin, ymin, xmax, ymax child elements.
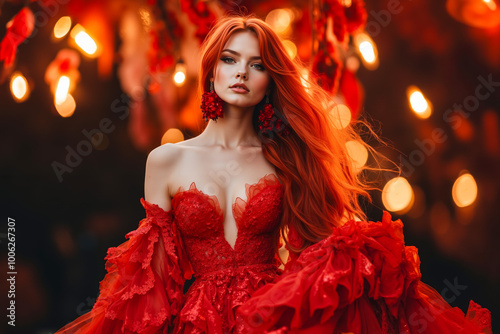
<box><xmin>452</xmin><ymin>172</ymin><xmax>478</xmax><ymax>207</ymax></box>
<box><xmin>161</xmin><ymin>128</ymin><xmax>184</xmax><ymax>144</ymax></box>
<box><xmin>55</xmin><ymin>93</ymin><xmax>76</xmax><ymax>118</ymax></box>
<box><xmin>407</xmin><ymin>86</ymin><xmax>432</xmax><ymax>119</ymax></box>
<box><xmin>174</xmin><ymin>72</ymin><xmax>186</xmax><ymax>85</ymax></box>
<box><xmin>55</xmin><ymin>76</ymin><xmax>70</xmax><ymax>105</ymax></box>
<box><xmin>71</xmin><ymin>24</ymin><xmax>98</xmax><ymax>56</ymax></box>
<box><xmin>173</xmin><ymin>62</ymin><xmax>186</xmax><ymax>87</ymax></box>
<box><xmin>447</xmin><ymin>0</ymin><xmax>500</xmax><ymax>28</ymax></box>
<box><xmin>300</xmin><ymin>67</ymin><xmax>311</xmax><ymax>90</ymax></box>
<box><xmin>282</xmin><ymin>40</ymin><xmax>297</xmax><ymax>59</ymax></box>
<box><xmin>10</xmin><ymin>72</ymin><xmax>30</xmax><ymax>102</ymax></box>
<box><xmin>54</xmin><ymin>16</ymin><xmax>72</xmax><ymax>38</ymax></box>
<box><xmin>483</xmin><ymin>0</ymin><xmax>497</xmax><ymax>10</ymax></box>
<box><xmin>329</xmin><ymin>103</ymin><xmax>352</xmax><ymax>129</ymax></box>
<box><xmin>75</xmin><ymin>31</ymin><xmax>97</xmax><ymax>55</ymax></box>
<box><xmin>382</xmin><ymin>177</ymin><xmax>414</xmax><ymax>213</ymax></box>
<box><xmin>345</xmin><ymin>140</ymin><xmax>368</xmax><ymax>170</ymax></box>
<box><xmin>265</xmin><ymin>9</ymin><xmax>294</xmax><ymax>34</ymax></box>
<box><xmin>354</xmin><ymin>33</ymin><xmax>379</xmax><ymax>70</ymax></box>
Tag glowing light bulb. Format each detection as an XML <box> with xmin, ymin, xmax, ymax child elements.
<box><xmin>174</xmin><ymin>72</ymin><xmax>185</xmax><ymax>85</ymax></box>
<box><xmin>354</xmin><ymin>33</ymin><xmax>379</xmax><ymax>70</ymax></box>
<box><xmin>173</xmin><ymin>61</ymin><xmax>186</xmax><ymax>87</ymax></box>
<box><xmin>452</xmin><ymin>172</ymin><xmax>478</xmax><ymax>207</ymax></box>
<box><xmin>345</xmin><ymin>140</ymin><xmax>368</xmax><ymax>170</ymax></box>
<box><xmin>54</xmin><ymin>16</ymin><xmax>71</xmax><ymax>38</ymax></box>
<box><xmin>161</xmin><ymin>128</ymin><xmax>184</xmax><ymax>144</ymax></box>
<box><xmin>382</xmin><ymin>177</ymin><xmax>414</xmax><ymax>213</ymax></box>
<box><xmin>10</xmin><ymin>72</ymin><xmax>29</xmax><ymax>102</ymax></box>
<box><xmin>407</xmin><ymin>86</ymin><xmax>432</xmax><ymax>119</ymax></box>
<box><xmin>55</xmin><ymin>93</ymin><xmax>76</xmax><ymax>118</ymax></box>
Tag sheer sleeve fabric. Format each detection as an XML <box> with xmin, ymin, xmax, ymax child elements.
<box><xmin>55</xmin><ymin>198</ymin><xmax>193</xmax><ymax>334</ymax></box>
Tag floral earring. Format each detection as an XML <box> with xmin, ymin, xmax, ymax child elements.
<box><xmin>201</xmin><ymin>79</ymin><xmax>224</xmax><ymax>122</ymax></box>
<box><xmin>258</xmin><ymin>94</ymin><xmax>290</xmax><ymax>137</ymax></box>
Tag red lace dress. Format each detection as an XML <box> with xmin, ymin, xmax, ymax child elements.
<box><xmin>55</xmin><ymin>174</ymin><xmax>491</xmax><ymax>334</ymax></box>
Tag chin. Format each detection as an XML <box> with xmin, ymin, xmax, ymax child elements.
<box><xmin>225</xmin><ymin>99</ymin><xmax>259</xmax><ymax>109</ymax></box>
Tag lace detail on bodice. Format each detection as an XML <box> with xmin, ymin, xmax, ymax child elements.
<box><xmin>171</xmin><ymin>174</ymin><xmax>284</xmax><ymax>278</ymax></box>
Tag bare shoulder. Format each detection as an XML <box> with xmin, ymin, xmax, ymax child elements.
<box><xmin>144</xmin><ymin>143</ymin><xmax>186</xmax><ymax>208</ymax></box>
<box><xmin>146</xmin><ymin>134</ymin><xmax>208</xmax><ymax>171</ymax></box>
<box><xmin>147</xmin><ymin>142</ymin><xmax>183</xmax><ymax>165</ymax></box>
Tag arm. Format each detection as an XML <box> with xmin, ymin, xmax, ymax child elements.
<box><xmin>144</xmin><ymin>143</ymin><xmax>193</xmax><ymax>279</ymax></box>
<box><xmin>144</xmin><ymin>144</ymin><xmax>175</xmax><ymax>211</ymax></box>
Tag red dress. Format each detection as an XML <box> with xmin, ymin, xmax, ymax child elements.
<box><xmin>55</xmin><ymin>174</ymin><xmax>491</xmax><ymax>334</ymax></box>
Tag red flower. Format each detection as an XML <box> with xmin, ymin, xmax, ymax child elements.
<box><xmin>201</xmin><ymin>90</ymin><xmax>224</xmax><ymax>121</ymax></box>
<box><xmin>258</xmin><ymin>104</ymin><xmax>290</xmax><ymax>137</ymax></box>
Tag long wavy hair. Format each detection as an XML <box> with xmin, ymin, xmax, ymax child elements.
<box><xmin>199</xmin><ymin>14</ymin><xmax>378</xmax><ymax>255</ymax></box>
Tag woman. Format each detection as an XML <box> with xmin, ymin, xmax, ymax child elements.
<box><xmin>55</xmin><ymin>14</ymin><xmax>491</xmax><ymax>334</ymax></box>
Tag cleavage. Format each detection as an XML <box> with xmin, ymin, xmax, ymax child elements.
<box><xmin>172</xmin><ymin>174</ymin><xmax>279</xmax><ymax>250</ymax></box>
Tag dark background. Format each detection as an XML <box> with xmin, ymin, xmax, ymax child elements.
<box><xmin>1</xmin><ymin>0</ymin><xmax>499</xmax><ymax>333</ymax></box>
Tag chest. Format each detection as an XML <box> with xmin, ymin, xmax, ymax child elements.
<box><xmin>171</xmin><ymin>173</ymin><xmax>284</xmax><ymax>244</ymax></box>
<box><xmin>168</xmin><ymin>146</ymin><xmax>276</xmax><ymax>215</ymax></box>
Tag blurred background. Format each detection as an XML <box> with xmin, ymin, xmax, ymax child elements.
<box><xmin>1</xmin><ymin>0</ymin><xmax>499</xmax><ymax>332</ymax></box>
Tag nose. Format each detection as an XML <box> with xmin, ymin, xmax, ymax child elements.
<box><xmin>236</xmin><ymin>71</ymin><xmax>247</xmax><ymax>80</ymax></box>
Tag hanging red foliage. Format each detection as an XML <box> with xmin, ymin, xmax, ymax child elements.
<box><xmin>312</xmin><ymin>42</ymin><xmax>342</xmax><ymax>93</ymax></box>
<box><xmin>180</xmin><ymin>0</ymin><xmax>217</xmax><ymax>43</ymax></box>
<box><xmin>344</xmin><ymin>0</ymin><xmax>368</xmax><ymax>33</ymax></box>
<box><xmin>311</xmin><ymin>0</ymin><xmax>368</xmax><ymax>94</ymax></box>
<box><xmin>0</xmin><ymin>7</ymin><xmax>35</xmax><ymax>68</ymax></box>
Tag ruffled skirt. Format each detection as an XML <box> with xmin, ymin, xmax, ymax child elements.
<box><xmin>237</xmin><ymin>212</ymin><xmax>491</xmax><ymax>334</ymax></box>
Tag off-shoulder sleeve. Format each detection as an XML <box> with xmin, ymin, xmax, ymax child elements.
<box><xmin>55</xmin><ymin>198</ymin><xmax>193</xmax><ymax>334</ymax></box>
<box><xmin>238</xmin><ymin>212</ymin><xmax>491</xmax><ymax>334</ymax></box>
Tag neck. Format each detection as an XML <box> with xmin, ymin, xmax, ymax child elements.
<box><xmin>201</xmin><ymin>104</ymin><xmax>260</xmax><ymax>149</ymax></box>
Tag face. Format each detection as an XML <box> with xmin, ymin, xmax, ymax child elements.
<box><xmin>213</xmin><ymin>30</ymin><xmax>271</xmax><ymax>109</ymax></box>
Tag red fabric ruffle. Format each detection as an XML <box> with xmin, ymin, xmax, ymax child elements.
<box><xmin>238</xmin><ymin>212</ymin><xmax>492</xmax><ymax>334</ymax></box>
<box><xmin>55</xmin><ymin>199</ymin><xmax>193</xmax><ymax>334</ymax></box>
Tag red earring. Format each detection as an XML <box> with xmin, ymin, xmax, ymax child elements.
<box><xmin>258</xmin><ymin>95</ymin><xmax>290</xmax><ymax>137</ymax></box>
<box><xmin>201</xmin><ymin>80</ymin><xmax>224</xmax><ymax>122</ymax></box>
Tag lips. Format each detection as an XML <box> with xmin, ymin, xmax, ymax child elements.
<box><xmin>230</xmin><ymin>83</ymin><xmax>249</xmax><ymax>91</ymax></box>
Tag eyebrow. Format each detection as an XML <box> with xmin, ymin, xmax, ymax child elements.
<box><xmin>221</xmin><ymin>49</ymin><xmax>261</xmax><ymax>60</ymax></box>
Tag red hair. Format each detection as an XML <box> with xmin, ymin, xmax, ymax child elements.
<box><xmin>199</xmin><ymin>14</ymin><xmax>375</xmax><ymax>255</ymax></box>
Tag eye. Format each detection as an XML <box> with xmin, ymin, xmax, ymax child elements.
<box><xmin>220</xmin><ymin>57</ymin><xmax>235</xmax><ymax>63</ymax></box>
<box><xmin>252</xmin><ymin>63</ymin><xmax>265</xmax><ymax>71</ymax></box>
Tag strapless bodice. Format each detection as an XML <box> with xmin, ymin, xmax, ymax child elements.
<box><xmin>171</xmin><ymin>173</ymin><xmax>284</xmax><ymax>277</ymax></box>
